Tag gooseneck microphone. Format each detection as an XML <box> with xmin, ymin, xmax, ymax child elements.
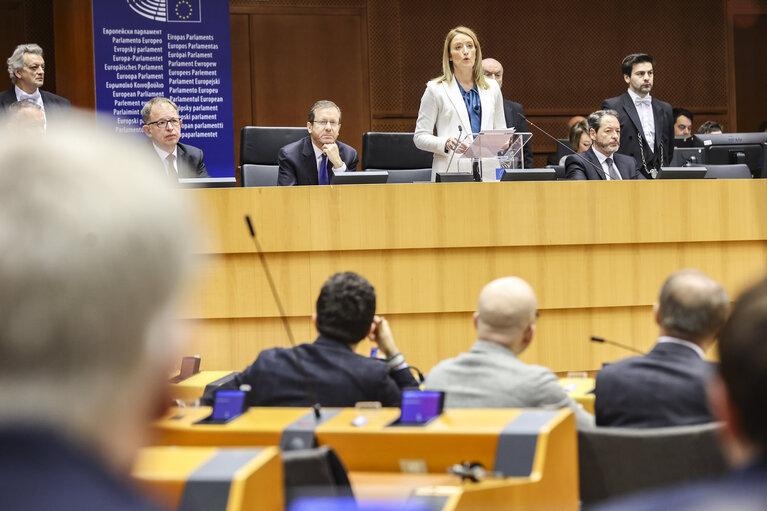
<box><xmin>445</xmin><ymin>125</ymin><xmax>468</xmax><ymax>174</ymax></box>
<box><xmin>590</xmin><ymin>335</ymin><xmax>645</xmax><ymax>355</ymax></box>
<box><xmin>245</xmin><ymin>215</ymin><xmax>322</xmax><ymax>420</ymax></box>
<box><xmin>518</xmin><ymin>113</ymin><xmax>608</xmax><ymax>177</ymax></box>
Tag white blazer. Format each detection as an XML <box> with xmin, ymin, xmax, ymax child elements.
<box><xmin>414</xmin><ymin>77</ymin><xmax>506</xmax><ymax>180</ymax></box>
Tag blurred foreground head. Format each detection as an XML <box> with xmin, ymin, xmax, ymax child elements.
<box><xmin>0</xmin><ymin>112</ymin><xmax>194</xmax><ymax>472</ymax></box>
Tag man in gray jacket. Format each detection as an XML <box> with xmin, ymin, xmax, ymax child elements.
<box><xmin>425</xmin><ymin>276</ymin><xmax>594</xmax><ymax>428</ymax></box>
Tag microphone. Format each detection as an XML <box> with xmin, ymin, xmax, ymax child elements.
<box><xmin>244</xmin><ymin>215</ymin><xmax>322</xmax><ymax>420</ymax></box>
<box><xmin>518</xmin><ymin>113</ymin><xmax>609</xmax><ymax>178</ymax></box>
<box><xmin>445</xmin><ymin>125</ymin><xmax>469</xmax><ymax>174</ymax></box>
<box><xmin>590</xmin><ymin>336</ymin><xmax>645</xmax><ymax>356</ymax></box>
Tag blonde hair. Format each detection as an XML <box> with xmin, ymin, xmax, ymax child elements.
<box><xmin>436</xmin><ymin>26</ymin><xmax>489</xmax><ymax>89</ymax></box>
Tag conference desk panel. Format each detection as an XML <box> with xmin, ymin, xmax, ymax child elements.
<box><xmin>181</xmin><ymin>181</ymin><xmax>767</xmax><ymax>373</ymax></box>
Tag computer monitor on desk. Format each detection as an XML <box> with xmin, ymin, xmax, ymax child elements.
<box><xmin>694</xmin><ymin>133</ymin><xmax>767</xmax><ymax>178</ymax></box>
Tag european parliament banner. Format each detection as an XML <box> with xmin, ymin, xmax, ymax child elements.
<box><xmin>92</xmin><ymin>0</ymin><xmax>234</xmax><ymax>177</ymax></box>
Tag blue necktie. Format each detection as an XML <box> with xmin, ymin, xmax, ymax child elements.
<box><xmin>318</xmin><ymin>154</ymin><xmax>328</xmax><ymax>185</ymax></box>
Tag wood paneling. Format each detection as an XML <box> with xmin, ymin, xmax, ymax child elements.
<box><xmin>731</xmin><ymin>1</ymin><xmax>767</xmax><ymax>131</ymax></box>
<box><xmin>237</xmin><ymin>5</ymin><xmax>370</xmax><ymax>163</ymax></box>
<box><xmin>0</xmin><ymin>2</ymin><xmax>26</xmax><ymax>90</ymax></box>
<box><xmin>179</xmin><ymin>181</ymin><xmax>767</xmax><ymax>374</ymax></box>
<box><xmin>52</xmin><ymin>0</ymin><xmax>94</xmax><ymax>109</ymax></box>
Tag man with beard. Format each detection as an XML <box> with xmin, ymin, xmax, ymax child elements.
<box><xmin>565</xmin><ymin>109</ymin><xmax>644</xmax><ymax>180</ymax></box>
<box><xmin>602</xmin><ymin>54</ymin><xmax>674</xmax><ymax>178</ymax></box>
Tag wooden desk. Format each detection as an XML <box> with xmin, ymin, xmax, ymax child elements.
<box><xmin>560</xmin><ymin>377</ymin><xmax>596</xmax><ymax>414</ymax></box>
<box><xmin>169</xmin><ymin>370</ymin><xmax>234</xmax><ymax>402</ymax></box>
<box><xmin>180</xmin><ymin>180</ymin><xmax>767</xmax><ymax>373</ymax></box>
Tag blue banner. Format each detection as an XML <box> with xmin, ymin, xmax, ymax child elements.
<box><xmin>92</xmin><ymin>0</ymin><xmax>234</xmax><ymax>177</ymax></box>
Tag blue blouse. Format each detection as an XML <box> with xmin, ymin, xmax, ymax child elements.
<box><xmin>456</xmin><ymin>80</ymin><xmax>482</xmax><ymax>135</ymax></box>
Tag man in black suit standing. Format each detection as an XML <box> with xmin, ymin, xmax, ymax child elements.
<box><xmin>565</xmin><ymin>109</ymin><xmax>644</xmax><ymax>180</ymax></box>
<box><xmin>602</xmin><ymin>54</ymin><xmax>674</xmax><ymax>179</ymax></box>
<box><xmin>0</xmin><ymin>44</ymin><xmax>70</xmax><ymax>123</ymax></box>
<box><xmin>594</xmin><ymin>269</ymin><xmax>729</xmax><ymax>428</ymax></box>
<box><xmin>482</xmin><ymin>58</ymin><xmax>534</xmax><ymax>169</ymax></box>
<box><xmin>278</xmin><ymin>100</ymin><xmax>358</xmax><ymax>186</ymax></box>
<box><xmin>141</xmin><ymin>97</ymin><xmax>209</xmax><ymax>180</ymax></box>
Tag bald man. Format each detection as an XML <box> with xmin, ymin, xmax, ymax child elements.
<box><xmin>425</xmin><ymin>276</ymin><xmax>594</xmax><ymax>428</ymax></box>
<box><xmin>595</xmin><ymin>269</ymin><xmax>729</xmax><ymax>428</ymax></box>
<box><xmin>482</xmin><ymin>58</ymin><xmax>534</xmax><ymax>169</ymax></box>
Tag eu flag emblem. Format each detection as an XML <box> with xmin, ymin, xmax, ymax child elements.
<box><xmin>167</xmin><ymin>0</ymin><xmax>201</xmax><ymax>22</ymax></box>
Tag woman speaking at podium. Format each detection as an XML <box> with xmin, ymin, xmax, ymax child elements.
<box><xmin>414</xmin><ymin>26</ymin><xmax>506</xmax><ymax>181</ymax></box>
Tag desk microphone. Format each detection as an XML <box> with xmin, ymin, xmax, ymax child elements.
<box><xmin>518</xmin><ymin>113</ymin><xmax>608</xmax><ymax>177</ymax></box>
<box><xmin>590</xmin><ymin>336</ymin><xmax>645</xmax><ymax>355</ymax></box>
<box><xmin>445</xmin><ymin>125</ymin><xmax>469</xmax><ymax>174</ymax></box>
<box><xmin>245</xmin><ymin>215</ymin><xmax>322</xmax><ymax>420</ymax></box>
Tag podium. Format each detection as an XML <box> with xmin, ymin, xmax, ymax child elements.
<box><xmin>455</xmin><ymin>129</ymin><xmax>532</xmax><ymax>180</ymax></box>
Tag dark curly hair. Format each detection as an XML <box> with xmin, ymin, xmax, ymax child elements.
<box><xmin>316</xmin><ymin>272</ymin><xmax>376</xmax><ymax>345</ymax></box>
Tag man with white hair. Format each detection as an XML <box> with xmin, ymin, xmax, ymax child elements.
<box><xmin>425</xmin><ymin>276</ymin><xmax>594</xmax><ymax>428</ymax></box>
<box><xmin>0</xmin><ymin>117</ymin><xmax>192</xmax><ymax>510</ymax></box>
<box><xmin>0</xmin><ymin>43</ymin><xmax>70</xmax><ymax>121</ymax></box>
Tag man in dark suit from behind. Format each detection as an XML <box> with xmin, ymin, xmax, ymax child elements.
<box><xmin>594</xmin><ymin>269</ymin><xmax>729</xmax><ymax>428</ymax></box>
<box><xmin>278</xmin><ymin>100</ymin><xmax>358</xmax><ymax>185</ymax></box>
<box><xmin>206</xmin><ymin>272</ymin><xmax>418</xmax><ymax>408</ymax></box>
<box><xmin>602</xmin><ymin>53</ymin><xmax>674</xmax><ymax>179</ymax></box>
<box><xmin>482</xmin><ymin>58</ymin><xmax>534</xmax><ymax>169</ymax></box>
<box><xmin>565</xmin><ymin>109</ymin><xmax>644</xmax><ymax>180</ymax></box>
<box><xmin>0</xmin><ymin>43</ymin><xmax>70</xmax><ymax>123</ymax></box>
<box><xmin>596</xmin><ymin>277</ymin><xmax>767</xmax><ymax>511</ymax></box>
<box><xmin>141</xmin><ymin>96</ymin><xmax>209</xmax><ymax>180</ymax></box>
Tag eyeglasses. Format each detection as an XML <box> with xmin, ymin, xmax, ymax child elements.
<box><xmin>146</xmin><ymin>118</ymin><xmax>181</xmax><ymax>129</ymax></box>
<box><xmin>312</xmin><ymin>120</ymin><xmax>340</xmax><ymax>127</ymax></box>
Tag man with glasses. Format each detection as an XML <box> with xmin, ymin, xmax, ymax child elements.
<box><xmin>141</xmin><ymin>97</ymin><xmax>209</xmax><ymax>180</ymax></box>
<box><xmin>424</xmin><ymin>276</ymin><xmax>594</xmax><ymax>428</ymax></box>
<box><xmin>278</xmin><ymin>100</ymin><xmax>358</xmax><ymax>186</ymax></box>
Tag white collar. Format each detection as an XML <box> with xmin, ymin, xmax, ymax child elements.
<box><xmin>657</xmin><ymin>336</ymin><xmax>706</xmax><ymax>359</ymax></box>
<box><xmin>627</xmin><ymin>88</ymin><xmax>652</xmax><ymax>104</ymax></box>
<box><xmin>15</xmin><ymin>85</ymin><xmax>40</xmax><ymax>100</ymax></box>
<box><xmin>152</xmin><ymin>142</ymin><xmax>178</xmax><ymax>161</ymax></box>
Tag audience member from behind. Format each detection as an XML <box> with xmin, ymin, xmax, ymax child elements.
<box><xmin>6</xmin><ymin>100</ymin><xmax>45</xmax><ymax>133</ymax></box>
<box><xmin>0</xmin><ymin>43</ymin><xmax>70</xmax><ymax>122</ymax></box>
<box><xmin>698</xmin><ymin>120</ymin><xmax>723</xmax><ymax>134</ymax></box>
<box><xmin>594</xmin><ymin>269</ymin><xmax>729</xmax><ymax>428</ymax></box>
<box><xmin>603</xmin><ymin>53</ymin><xmax>674</xmax><ymax>178</ymax></box>
<box><xmin>425</xmin><ymin>277</ymin><xmax>594</xmax><ymax>428</ymax></box>
<box><xmin>414</xmin><ymin>26</ymin><xmax>506</xmax><ymax>180</ymax></box>
<box><xmin>565</xmin><ymin>109</ymin><xmax>643</xmax><ymax>180</ymax></box>
<box><xmin>558</xmin><ymin>119</ymin><xmax>591</xmax><ymax>165</ymax></box>
<box><xmin>673</xmin><ymin>108</ymin><xmax>694</xmax><ymax>137</ymax></box>
<box><xmin>141</xmin><ymin>96</ymin><xmax>209</xmax><ymax>181</ymax></box>
<box><xmin>596</xmin><ymin>277</ymin><xmax>767</xmax><ymax>511</ymax></box>
<box><xmin>481</xmin><ymin>57</ymin><xmax>533</xmax><ymax>169</ymax></box>
<box><xmin>208</xmin><ymin>272</ymin><xmax>418</xmax><ymax>407</ymax></box>
<box><xmin>0</xmin><ymin>116</ymin><xmax>193</xmax><ymax>510</ymax></box>
<box><xmin>277</xmin><ymin>100</ymin><xmax>358</xmax><ymax>186</ymax></box>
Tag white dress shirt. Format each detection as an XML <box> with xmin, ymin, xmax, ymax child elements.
<box><xmin>311</xmin><ymin>142</ymin><xmax>346</xmax><ymax>175</ymax></box>
<box><xmin>152</xmin><ymin>143</ymin><xmax>178</xmax><ymax>176</ymax></box>
<box><xmin>627</xmin><ymin>88</ymin><xmax>655</xmax><ymax>149</ymax></box>
<box><xmin>592</xmin><ymin>148</ymin><xmax>622</xmax><ymax>180</ymax></box>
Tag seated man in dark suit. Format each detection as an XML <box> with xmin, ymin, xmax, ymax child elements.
<box><xmin>565</xmin><ymin>109</ymin><xmax>644</xmax><ymax>180</ymax></box>
<box><xmin>596</xmin><ymin>277</ymin><xmax>767</xmax><ymax>511</ymax></box>
<box><xmin>278</xmin><ymin>100</ymin><xmax>358</xmax><ymax>185</ymax></box>
<box><xmin>208</xmin><ymin>272</ymin><xmax>418</xmax><ymax>407</ymax></box>
<box><xmin>594</xmin><ymin>269</ymin><xmax>729</xmax><ymax>428</ymax></box>
<box><xmin>141</xmin><ymin>97</ymin><xmax>209</xmax><ymax>180</ymax></box>
<box><xmin>602</xmin><ymin>53</ymin><xmax>674</xmax><ymax>179</ymax></box>
<box><xmin>0</xmin><ymin>44</ymin><xmax>70</xmax><ymax>123</ymax></box>
<box><xmin>0</xmin><ymin>115</ymin><xmax>193</xmax><ymax>510</ymax></box>
<box><xmin>481</xmin><ymin>58</ymin><xmax>534</xmax><ymax>169</ymax></box>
